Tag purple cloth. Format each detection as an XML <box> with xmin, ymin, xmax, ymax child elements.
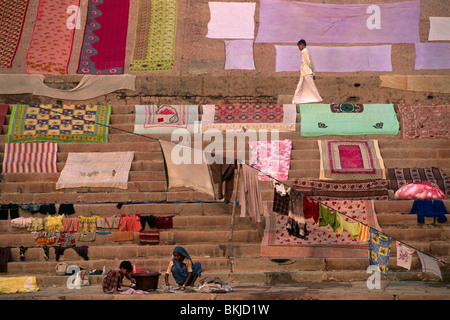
<box><xmin>224</xmin><ymin>40</ymin><xmax>256</xmax><ymax>70</ymax></box>
<box><xmin>255</xmin><ymin>0</ymin><xmax>420</xmax><ymax>44</ymax></box>
<box><xmin>415</xmin><ymin>43</ymin><xmax>450</xmax><ymax>70</ymax></box>
<box><xmin>275</xmin><ymin>45</ymin><xmax>392</xmax><ymax>72</ymax></box>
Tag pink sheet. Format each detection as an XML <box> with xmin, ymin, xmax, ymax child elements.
<box><xmin>248</xmin><ymin>139</ymin><xmax>292</xmax><ymax>181</ymax></box>
<box><xmin>78</xmin><ymin>0</ymin><xmax>129</xmax><ymax>74</ymax></box>
<box><xmin>26</xmin><ymin>0</ymin><xmax>80</xmax><ymax>74</ymax></box>
<box><xmin>256</xmin><ymin>0</ymin><xmax>420</xmax><ymax>44</ymax></box>
<box><xmin>415</xmin><ymin>43</ymin><xmax>450</xmax><ymax>70</ymax></box>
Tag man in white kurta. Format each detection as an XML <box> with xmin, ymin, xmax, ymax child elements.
<box><xmin>292</xmin><ymin>40</ymin><xmax>322</xmax><ymax>104</ymax></box>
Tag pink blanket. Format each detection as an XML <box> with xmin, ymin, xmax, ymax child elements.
<box><xmin>78</xmin><ymin>0</ymin><xmax>129</xmax><ymax>74</ymax></box>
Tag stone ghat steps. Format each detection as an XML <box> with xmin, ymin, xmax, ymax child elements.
<box><xmin>4</xmin><ymin>257</ymin><xmax>450</xmax><ymax>284</ymax></box>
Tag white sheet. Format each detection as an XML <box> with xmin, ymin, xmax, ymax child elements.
<box><xmin>206</xmin><ymin>2</ymin><xmax>256</xmax><ymax>39</ymax></box>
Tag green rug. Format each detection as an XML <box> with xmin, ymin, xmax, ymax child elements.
<box><xmin>7</xmin><ymin>104</ymin><xmax>111</xmax><ymax>143</ymax></box>
<box><xmin>129</xmin><ymin>0</ymin><xmax>178</xmax><ymax>72</ymax></box>
<box><xmin>300</xmin><ymin>104</ymin><xmax>399</xmax><ymax>137</ymax></box>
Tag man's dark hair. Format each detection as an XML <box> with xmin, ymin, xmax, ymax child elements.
<box><xmin>297</xmin><ymin>39</ymin><xmax>306</xmax><ymax>46</ymax></box>
<box><xmin>119</xmin><ymin>261</ymin><xmax>133</xmax><ymax>272</ymax></box>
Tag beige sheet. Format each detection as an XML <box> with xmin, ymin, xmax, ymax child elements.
<box><xmin>0</xmin><ymin>74</ymin><xmax>136</xmax><ymax>100</ymax></box>
<box><xmin>56</xmin><ymin>152</ymin><xmax>134</xmax><ymax>189</ymax></box>
<box><xmin>159</xmin><ymin>140</ymin><xmax>215</xmax><ymax>198</ymax></box>
<box><xmin>380</xmin><ymin>75</ymin><xmax>450</xmax><ymax>94</ymax></box>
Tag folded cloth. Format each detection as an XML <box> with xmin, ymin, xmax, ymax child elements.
<box><xmin>0</xmin><ymin>276</ymin><xmax>39</xmax><ymax>293</ymax></box>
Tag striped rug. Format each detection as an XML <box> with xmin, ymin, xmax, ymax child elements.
<box><xmin>2</xmin><ymin>142</ymin><xmax>58</xmax><ymax>173</ymax></box>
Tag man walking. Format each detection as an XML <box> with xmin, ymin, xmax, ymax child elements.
<box><xmin>292</xmin><ymin>39</ymin><xmax>322</xmax><ymax>104</ymax></box>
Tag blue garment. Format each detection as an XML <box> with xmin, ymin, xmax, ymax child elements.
<box><xmin>404</xmin><ymin>199</ymin><xmax>448</xmax><ymax>224</ymax></box>
<box><xmin>171</xmin><ymin>246</ymin><xmax>202</xmax><ymax>285</ymax></box>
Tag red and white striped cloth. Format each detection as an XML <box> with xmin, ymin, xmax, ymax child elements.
<box><xmin>2</xmin><ymin>142</ymin><xmax>58</xmax><ymax>173</ymax></box>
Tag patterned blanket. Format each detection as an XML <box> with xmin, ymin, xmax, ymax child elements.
<box><xmin>134</xmin><ymin>105</ymin><xmax>198</xmax><ymax>134</ymax></box>
<box><xmin>2</xmin><ymin>142</ymin><xmax>58</xmax><ymax>174</ymax></box>
<box><xmin>318</xmin><ymin>140</ymin><xmax>386</xmax><ymax>180</ymax></box>
<box><xmin>130</xmin><ymin>0</ymin><xmax>178</xmax><ymax>72</ymax></box>
<box><xmin>26</xmin><ymin>0</ymin><xmax>78</xmax><ymax>74</ymax></box>
<box><xmin>300</xmin><ymin>104</ymin><xmax>399</xmax><ymax>136</ymax></box>
<box><xmin>396</xmin><ymin>104</ymin><xmax>450</xmax><ymax>139</ymax></box>
<box><xmin>387</xmin><ymin>167</ymin><xmax>450</xmax><ymax>198</ymax></box>
<box><xmin>201</xmin><ymin>104</ymin><xmax>297</xmax><ymax>131</ymax></box>
<box><xmin>261</xmin><ymin>200</ymin><xmax>381</xmax><ymax>258</ymax></box>
<box><xmin>7</xmin><ymin>104</ymin><xmax>111</xmax><ymax>143</ymax></box>
<box><xmin>0</xmin><ymin>0</ymin><xmax>29</xmax><ymax>68</ymax></box>
<box><xmin>293</xmin><ymin>179</ymin><xmax>389</xmax><ymax>200</ymax></box>
<box><xmin>77</xmin><ymin>0</ymin><xmax>129</xmax><ymax>74</ymax></box>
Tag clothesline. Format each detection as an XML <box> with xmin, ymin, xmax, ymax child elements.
<box><xmin>1</xmin><ymin>98</ymin><xmax>446</xmax><ymax>266</ymax></box>
<box><xmin>239</xmin><ymin>161</ymin><xmax>446</xmax><ymax>266</ymax></box>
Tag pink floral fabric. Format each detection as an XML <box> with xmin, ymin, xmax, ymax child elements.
<box><xmin>248</xmin><ymin>140</ymin><xmax>292</xmax><ymax>181</ymax></box>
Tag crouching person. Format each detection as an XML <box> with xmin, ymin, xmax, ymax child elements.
<box><xmin>102</xmin><ymin>261</ymin><xmax>136</xmax><ymax>294</ymax></box>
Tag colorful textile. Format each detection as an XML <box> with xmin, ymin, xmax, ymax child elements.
<box><xmin>428</xmin><ymin>17</ymin><xmax>450</xmax><ymax>41</ymax></box>
<box><xmin>300</xmin><ymin>104</ymin><xmax>399</xmax><ymax>136</ymax></box>
<box><xmin>79</xmin><ymin>216</ymin><xmax>99</xmax><ymax>232</ymax></box>
<box><xmin>7</xmin><ymin>104</ymin><xmax>111</xmax><ymax>143</ymax></box>
<box><xmin>387</xmin><ymin>167</ymin><xmax>450</xmax><ymax>198</ymax></box>
<box><xmin>0</xmin><ymin>276</ymin><xmax>39</xmax><ymax>293</ymax></box>
<box><xmin>396</xmin><ymin>241</ymin><xmax>415</xmax><ymax>270</ymax></box>
<box><xmin>118</xmin><ymin>215</ymin><xmax>142</xmax><ymax>232</ymax></box>
<box><xmin>276</xmin><ymin>45</ymin><xmax>393</xmax><ymax>73</ymax></box>
<box><xmin>255</xmin><ymin>0</ymin><xmax>420</xmax><ymax>43</ymax></box>
<box><xmin>139</xmin><ymin>230</ymin><xmax>160</xmax><ymax>245</ymax></box>
<box><xmin>396</xmin><ymin>104</ymin><xmax>450</xmax><ymax>140</ymax></box>
<box><xmin>2</xmin><ymin>142</ymin><xmax>58</xmax><ymax>174</ymax></box>
<box><xmin>78</xmin><ymin>0</ymin><xmax>129</xmax><ymax>74</ymax></box>
<box><xmin>225</xmin><ymin>40</ymin><xmax>256</xmax><ymax>70</ymax></box>
<box><xmin>134</xmin><ymin>105</ymin><xmax>199</xmax><ymax>134</ymax></box>
<box><xmin>417</xmin><ymin>251</ymin><xmax>442</xmax><ymax>280</ymax></box>
<box><xmin>368</xmin><ymin>228</ymin><xmax>392</xmax><ymax>278</ymax></box>
<box><xmin>201</xmin><ymin>104</ymin><xmax>297</xmax><ymax>131</ymax></box>
<box><xmin>57</xmin><ymin>232</ymin><xmax>76</xmax><ymax>247</ymax></box>
<box><xmin>0</xmin><ymin>0</ymin><xmax>29</xmax><ymax>68</ymax></box>
<box><xmin>415</xmin><ymin>43</ymin><xmax>450</xmax><ymax>70</ymax></box>
<box><xmin>44</xmin><ymin>215</ymin><xmax>64</xmax><ymax>232</ymax></box>
<box><xmin>248</xmin><ymin>140</ymin><xmax>292</xmax><ymax>181</ymax></box>
<box><xmin>318</xmin><ymin>140</ymin><xmax>386</xmax><ymax>180</ymax></box>
<box><xmin>359</xmin><ymin>223</ymin><xmax>370</xmax><ymax>242</ymax></box>
<box><xmin>206</xmin><ymin>2</ymin><xmax>256</xmax><ymax>39</ymax></box>
<box><xmin>261</xmin><ymin>200</ymin><xmax>381</xmax><ymax>257</ymax></box>
<box><xmin>394</xmin><ymin>182</ymin><xmax>445</xmax><ymax>200</ymax></box>
<box><xmin>293</xmin><ymin>179</ymin><xmax>389</xmax><ymax>201</ymax></box>
<box><xmin>129</xmin><ymin>0</ymin><xmax>178</xmax><ymax>72</ymax></box>
<box><xmin>56</xmin><ymin>152</ymin><xmax>134</xmax><ymax>190</ymax></box>
<box><xmin>159</xmin><ymin>140</ymin><xmax>215</xmax><ymax>198</ymax></box>
<box><xmin>26</xmin><ymin>0</ymin><xmax>79</xmax><ymax>74</ymax></box>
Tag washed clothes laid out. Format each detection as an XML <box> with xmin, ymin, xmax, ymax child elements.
<box><xmin>403</xmin><ymin>199</ymin><xmax>449</xmax><ymax>223</ymax></box>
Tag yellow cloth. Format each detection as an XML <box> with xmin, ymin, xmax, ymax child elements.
<box><xmin>45</xmin><ymin>215</ymin><xmax>65</xmax><ymax>232</ymax></box>
<box><xmin>79</xmin><ymin>216</ymin><xmax>99</xmax><ymax>232</ymax></box>
<box><xmin>0</xmin><ymin>276</ymin><xmax>39</xmax><ymax>293</ymax></box>
<box><xmin>380</xmin><ymin>75</ymin><xmax>450</xmax><ymax>94</ymax></box>
<box><xmin>336</xmin><ymin>213</ymin><xmax>360</xmax><ymax>238</ymax></box>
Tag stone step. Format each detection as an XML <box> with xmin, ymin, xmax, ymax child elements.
<box><xmin>4</xmin><ymin>257</ymin><xmax>449</xmax><ymax>283</ymax></box>
<box><xmin>0</xmin><ymin>228</ymin><xmax>262</xmax><ymax>247</ymax></box>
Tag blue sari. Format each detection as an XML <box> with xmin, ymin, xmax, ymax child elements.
<box><xmin>171</xmin><ymin>246</ymin><xmax>202</xmax><ymax>285</ymax></box>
